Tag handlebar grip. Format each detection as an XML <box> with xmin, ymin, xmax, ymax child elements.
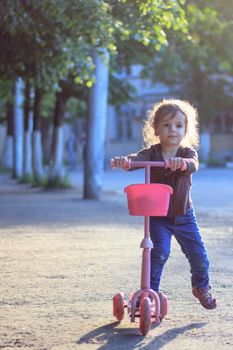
<box><xmin>111</xmin><ymin>158</ymin><xmax>131</xmax><ymax>169</ymax></box>
<box><xmin>111</xmin><ymin>158</ymin><xmax>167</xmax><ymax>169</ymax></box>
<box><xmin>111</xmin><ymin>158</ymin><xmax>116</xmax><ymax>169</ymax></box>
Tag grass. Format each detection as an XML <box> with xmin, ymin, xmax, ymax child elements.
<box><xmin>45</xmin><ymin>174</ymin><xmax>72</xmax><ymax>189</ymax></box>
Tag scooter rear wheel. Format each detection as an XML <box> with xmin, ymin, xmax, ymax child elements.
<box><xmin>113</xmin><ymin>292</ymin><xmax>125</xmax><ymax>321</ymax></box>
<box><xmin>158</xmin><ymin>291</ymin><xmax>168</xmax><ymax>319</ymax></box>
<box><xmin>140</xmin><ymin>297</ymin><xmax>151</xmax><ymax>335</ymax></box>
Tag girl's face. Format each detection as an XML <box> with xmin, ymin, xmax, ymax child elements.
<box><xmin>155</xmin><ymin>111</ymin><xmax>186</xmax><ymax>147</ymax></box>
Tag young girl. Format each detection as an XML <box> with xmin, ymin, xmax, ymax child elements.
<box><xmin>113</xmin><ymin>99</ymin><xmax>217</xmax><ymax>309</ymax></box>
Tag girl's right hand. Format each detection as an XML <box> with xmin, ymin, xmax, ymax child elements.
<box><xmin>112</xmin><ymin>157</ymin><xmax>130</xmax><ymax>170</ymax></box>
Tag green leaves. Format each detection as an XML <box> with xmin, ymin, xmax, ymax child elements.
<box><xmin>0</xmin><ymin>0</ymin><xmax>190</xmax><ymax>113</ymax></box>
<box><xmin>146</xmin><ymin>0</ymin><xmax>233</xmax><ymax>122</ymax></box>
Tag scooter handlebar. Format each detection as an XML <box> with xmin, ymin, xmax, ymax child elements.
<box><xmin>129</xmin><ymin>160</ymin><xmax>166</xmax><ymax>168</ymax></box>
<box><xmin>111</xmin><ymin>158</ymin><xmax>166</xmax><ymax>169</ymax></box>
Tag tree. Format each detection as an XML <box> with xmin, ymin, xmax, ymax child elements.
<box><xmin>0</xmin><ymin>79</ymin><xmax>14</xmax><ymax>170</ymax></box>
<box><xmin>13</xmin><ymin>78</ymin><xmax>24</xmax><ymax>178</ymax></box>
<box><xmin>0</xmin><ymin>0</ymin><xmax>188</xmax><ymax>196</ymax></box>
<box><xmin>83</xmin><ymin>0</ymin><xmax>188</xmax><ymax>198</ymax></box>
<box><xmin>23</xmin><ymin>79</ymin><xmax>33</xmax><ymax>180</ymax></box>
<box><xmin>84</xmin><ymin>49</ymin><xmax>110</xmax><ymax>198</ymax></box>
<box><xmin>32</xmin><ymin>85</ymin><xmax>44</xmax><ymax>182</ymax></box>
<box><xmin>0</xmin><ymin>0</ymin><xmax>110</xmax><ymax>182</ymax></box>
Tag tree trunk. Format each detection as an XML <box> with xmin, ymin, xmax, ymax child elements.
<box><xmin>49</xmin><ymin>91</ymin><xmax>65</xmax><ymax>180</ymax></box>
<box><xmin>2</xmin><ymin>100</ymin><xmax>14</xmax><ymax>170</ymax></box>
<box><xmin>32</xmin><ymin>86</ymin><xmax>44</xmax><ymax>181</ymax></box>
<box><xmin>23</xmin><ymin>80</ymin><xmax>33</xmax><ymax>179</ymax></box>
<box><xmin>84</xmin><ymin>49</ymin><xmax>110</xmax><ymax>199</ymax></box>
<box><xmin>13</xmin><ymin>78</ymin><xmax>24</xmax><ymax>178</ymax></box>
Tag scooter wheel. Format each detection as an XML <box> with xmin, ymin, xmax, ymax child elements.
<box><xmin>158</xmin><ymin>291</ymin><xmax>168</xmax><ymax>319</ymax></box>
<box><xmin>113</xmin><ymin>292</ymin><xmax>125</xmax><ymax>321</ymax></box>
<box><xmin>140</xmin><ymin>297</ymin><xmax>151</xmax><ymax>335</ymax></box>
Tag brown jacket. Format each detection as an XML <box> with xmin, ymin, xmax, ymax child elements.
<box><xmin>127</xmin><ymin>144</ymin><xmax>199</xmax><ymax>217</ymax></box>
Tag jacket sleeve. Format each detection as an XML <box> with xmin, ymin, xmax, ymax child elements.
<box><xmin>183</xmin><ymin>148</ymin><xmax>199</xmax><ymax>174</ymax></box>
<box><xmin>126</xmin><ymin>147</ymin><xmax>152</xmax><ymax>161</ymax></box>
<box><xmin>124</xmin><ymin>147</ymin><xmax>152</xmax><ymax>170</ymax></box>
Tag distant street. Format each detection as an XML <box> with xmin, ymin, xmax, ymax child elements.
<box><xmin>69</xmin><ymin>167</ymin><xmax>233</xmax><ymax>212</ymax></box>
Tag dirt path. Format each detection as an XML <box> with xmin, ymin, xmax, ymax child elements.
<box><xmin>0</xmin><ymin>174</ymin><xmax>233</xmax><ymax>350</ymax></box>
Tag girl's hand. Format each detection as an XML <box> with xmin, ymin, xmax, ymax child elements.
<box><xmin>112</xmin><ymin>157</ymin><xmax>130</xmax><ymax>170</ymax></box>
<box><xmin>165</xmin><ymin>157</ymin><xmax>187</xmax><ymax>171</ymax></box>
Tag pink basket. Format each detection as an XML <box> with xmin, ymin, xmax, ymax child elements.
<box><xmin>124</xmin><ymin>184</ymin><xmax>173</xmax><ymax>216</ymax></box>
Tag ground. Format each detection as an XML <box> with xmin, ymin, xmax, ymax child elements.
<box><xmin>0</xmin><ymin>168</ymin><xmax>233</xmax><ymax>350</ymax></box>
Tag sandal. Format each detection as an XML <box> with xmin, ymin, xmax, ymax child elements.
<box><xmin>192</xmin><ymin>286</ymin><xmax>217</xmax><ymax>309</ymax></box>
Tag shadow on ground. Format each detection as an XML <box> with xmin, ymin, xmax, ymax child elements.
<box><xmin>77</xmin><ymin>321</ymin><xmax>206</xmax><ymax>349</ymax></box>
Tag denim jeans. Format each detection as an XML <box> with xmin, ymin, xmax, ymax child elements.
<box><xmin>150</xmin><ymin>208</ymin><xmax>209</xmax><ymax>292</ymax></box>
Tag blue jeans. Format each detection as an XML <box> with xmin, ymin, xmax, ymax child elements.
<box><xmin>150</xmin><ymin>208</ymin><xmax>209</xmax><ymax>292</ymax></box>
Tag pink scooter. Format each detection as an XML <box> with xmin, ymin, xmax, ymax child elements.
<box><xmin>111</xmin><ymin>159</ymin><xmax>173</xmax><ymax>335</ymax></box>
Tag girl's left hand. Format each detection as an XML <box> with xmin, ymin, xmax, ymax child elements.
<box><xmin>165</xmin><ymin>157</ymin><xmax>187</xmax><ymax>171</ymax></box>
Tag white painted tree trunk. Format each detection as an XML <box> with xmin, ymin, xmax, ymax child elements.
<box><xmin>2</xmin><ymin>135</ymin><xmax>14</xmax><ymax>169</ymax></box>
<box><xmin>49</xmin><ymin>126</ymin><xmax>64</xmax><ymax>178</ymax></box>
<box><xmin>13</xmin><ymin>78</ymin><xmax>24</xmax><ymax>178</ymax></box>
<box><xmin>23</xmin><ymin>130</ymin><xmax>32</xmax><ymax>177</ymax></box>
<box><xmin>84</xmin><ymin>49</ymin><xmax>110</xmax><ymax>199</ymax></box>
<box><xmin>32</xmin><ymin>131</ymin><xmax>44</xmax><ymax>180</ymax></box>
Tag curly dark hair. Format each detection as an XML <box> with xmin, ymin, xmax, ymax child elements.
<box><xmin>143</xmin><ymin>99</ymin><xmax>199</xmax><ymax>149</ymax></box>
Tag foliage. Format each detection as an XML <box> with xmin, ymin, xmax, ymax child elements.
<box><xmin>0</xmin><ymin>0</ymin><xmax>188</xmax><ymax>95</ymax></box>
<box><xmin>0</xmin><ymin>0</ymin><xmax>111</xmax><ymax>87</ymax></box>
<box><xmin>142</xmin><ymin>0</ymin><xmax>233</xmax><ymax>124</ymax></box>
<box><xmin>0</xmin><ymin>79</ymin><xmax>14</xmax><ymax>122</ymax></box>
<box><xmin>1</xmin><ymin>0</ymin><xmax>189</xmax><ymax>124</ymax></box>
<box><xmin>18</xmin><ymin>174</ymin><xmax>34</xmax><ymax>184</ymax></box>
<box><xmin>40</xmin><ymin>90</ymin><xmax>56</xmax><ymax>120</ymax></box>
<box><xmin>66</xmin><ymin>97</ymin><xmax>87</xmax><ymax>120</ymax></box>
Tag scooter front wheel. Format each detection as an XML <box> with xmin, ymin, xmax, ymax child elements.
<box><xmin>113</xmin><ymin>292</ymin><xmax>125</xmax><ymax>321</ymax></box>
<box><xmin>140</xmin><ymin>297</ymin><xmax>151</xmax><ymax>335</ymax></box>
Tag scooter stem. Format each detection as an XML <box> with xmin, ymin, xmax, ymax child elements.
<box><xmin>141</xmin><ymin>215</ymin><xmax>153</xmax><ymax>289</ymax></box>
<box><xmin>140</xmin><ymin>164</ymin><xmax>153</xmax><ymax>290</ymax></box>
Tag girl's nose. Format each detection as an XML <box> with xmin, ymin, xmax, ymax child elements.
<box><xmin>169</xmin><ymin>125</ymin><xmax>176</xmax><ymax>132</ymax></box>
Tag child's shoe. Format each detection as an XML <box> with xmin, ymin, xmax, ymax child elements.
<box><xmin>192</xmin><ymin>286</ymin><xmax>217</xmax><ymax>309</ymax></box>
